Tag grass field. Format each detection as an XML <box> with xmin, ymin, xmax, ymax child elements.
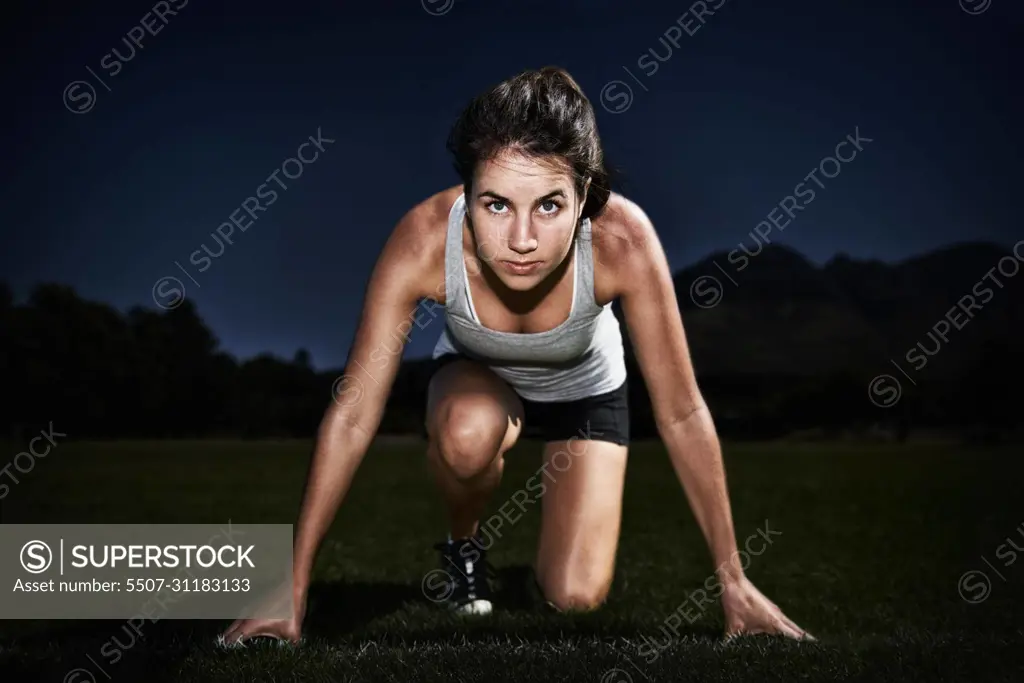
<box><xmin>1</xmin><ymin>438</ymin><xmax>1022</xmax><ymax>682</ymax></box>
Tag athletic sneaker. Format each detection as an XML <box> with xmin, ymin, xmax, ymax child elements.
<box><xmin>431</xmin><ymin>535</ymin><xmax>493</xmax><ymax>615</ymax></box>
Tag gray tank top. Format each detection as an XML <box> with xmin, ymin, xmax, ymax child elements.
<box><xmin>433</xmin><ymin>193</ymin><xmax>627</xmax><ymax>402</ymax></box>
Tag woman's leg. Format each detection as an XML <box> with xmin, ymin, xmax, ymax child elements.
<box><xmin>425</xmin><ymin>359</ymin><xmax>524</xmax><ymax>540</ymax></box>
<box><xmin>534</xmin><ymin>438</ymin><xmax>629</xmax><ymax>611</ymax></box>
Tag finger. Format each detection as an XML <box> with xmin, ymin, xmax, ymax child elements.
<box><xmin>221</xmin><ymin>618</ymin><xmax>245</xmax><ymax>642</ymax></box>
<box><xmin>724</xmin><ymin>616</ymin><xmax>746</xmax><ymax>637</ymax></box>
<box><xmin>223</xmin><ymin>628</ymin><xmax>252</xmax><ymax>648</ymax></box>
<box><xmin>224</xmin><ymin>620</ymin><xmax>269</xmax><ymax>647</ymax></box>
<box><xmin>786</xmin><ymin>623</ymin><xmax>816</xmax><ymax>642</ymax></box>
<box><xmin>772</xmin><ymin>618</ymin><xmax>804</xmax><ymax>640</ymax></box>
<box><xmin>771</xmin><ymin>611</ymin><xmax>811</xmax><ymax>641</ymax></box>
<box><xmin>779</xmin><ymin>613</ymin><xmax>813</xmax><ymax>641</ymax></box>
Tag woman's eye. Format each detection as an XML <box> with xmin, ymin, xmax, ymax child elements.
<box><xmin>487</xmin><ymin>201</ymin><xmax>508</xmax><ymax>214</ymax></box>
<box><xmin>539</xmin><ymin>201</ymin><xmax>559</xmax><ymax>214</ymax></box>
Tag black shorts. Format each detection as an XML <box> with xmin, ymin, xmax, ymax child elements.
<box><xmin>429</xmin><ymin>353</ymin><xmax>630</xmax><ymax>446</ymax></box>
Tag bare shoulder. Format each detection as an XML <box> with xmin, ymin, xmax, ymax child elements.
<box><xmin>378</xmin><ymin>185</ymin><xmax>461</xmax><ymax>302</ymax></box>
<box><xmin>390</xmin><ymin>185</ymin><xmax>459</xmax><ymax>260</ymax></box>
<box><xmin>590</xmin><ymin>192</ymin><xmax>663</xmax><ymax>301</ymax></box>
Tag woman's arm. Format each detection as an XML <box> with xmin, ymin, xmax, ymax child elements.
<box><xmin>607</xmin><ymin>198</ymin><xmax>811</xmax><ymax>640</ymax></box>
<box><xmin>292</xmin><ymin>204</ymin><xmax>442</xmax><ymax>590</ymax></box>
<box><xmin>223</xmin><ymin>199</ymin><xmax>445</xmax><ymax>644</ymax></box>
<box><xmin>609</xmin><ymin>202</ymin><xmax>739</xmax><ymax>579</ymax></box>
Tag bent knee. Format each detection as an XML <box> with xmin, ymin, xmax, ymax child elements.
<box><xmin>540</xmin><ymin>577</ymin><xmax>611</xmax><ymax>613</ymax></box>
<box><xmin>432</xmin><ymin>401</ymin><xmax>507</xmax><ymax>480</ymax></box>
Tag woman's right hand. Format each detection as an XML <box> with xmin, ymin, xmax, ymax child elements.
<box><xmin>220</xmin><ymin>582</ymin><xmax>307</xmax><ymax>646</ymax></box>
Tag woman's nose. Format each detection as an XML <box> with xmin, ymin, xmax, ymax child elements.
<box><xmin>507</xmin><ymin>223</ymin><xmax>538</xmax><ymax>254</ymax></box>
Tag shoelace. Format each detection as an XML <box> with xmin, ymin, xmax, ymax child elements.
<box><xmin>432</xmin><ymin>539</ymin><xmax>495</xmax><ymax>582</ymax></box>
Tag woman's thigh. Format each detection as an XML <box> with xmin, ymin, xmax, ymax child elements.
<box><xmin>534</xmin><ymin>438</ymin><xmax>628</xmax><ymax>611</ymax></box>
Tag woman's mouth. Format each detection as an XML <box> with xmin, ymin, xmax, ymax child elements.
<box><xmin>500</xmin><ymin>260</ymin><xmax>543</xmax><ymax>275</ymax></box>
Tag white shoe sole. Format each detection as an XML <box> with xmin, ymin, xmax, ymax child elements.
<box><xmin>453</xmin><ymin>598</ymin><xmax>492</xmax><ymax>615</ymax></box>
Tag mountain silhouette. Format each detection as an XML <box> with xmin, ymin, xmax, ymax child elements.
<box><xmin>669</xmin><ymin>241</ymin><xmax>1023</xmax><ymax>378</ymax></box>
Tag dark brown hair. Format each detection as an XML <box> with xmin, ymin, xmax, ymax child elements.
<box><xmin>446</xmin><ymin>66</ymin><xmax>612</xmax><ymax>220</ymax></box>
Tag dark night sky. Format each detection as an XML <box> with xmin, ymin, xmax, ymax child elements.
<box><xmin>2</xmin><ymin>0</ymin><xmax>1021</xmax><ymax>370</ymax></box>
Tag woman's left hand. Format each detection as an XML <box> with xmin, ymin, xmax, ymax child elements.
<box><xmin>720</xmin><ymin>575</ymin><xmax>815</xmax><ymax>641</ymax></box>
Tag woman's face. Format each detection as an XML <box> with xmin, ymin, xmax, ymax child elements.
<box><xmin>467</xmin><ymin>149</ymin><xmax>588</xmax><ymax>292</ymax></box>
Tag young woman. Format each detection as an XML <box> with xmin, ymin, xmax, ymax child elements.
<box><xmin>223</xmin><ymin>66</ymin><xmax>811</xmax><ymax>644</ymax></box>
